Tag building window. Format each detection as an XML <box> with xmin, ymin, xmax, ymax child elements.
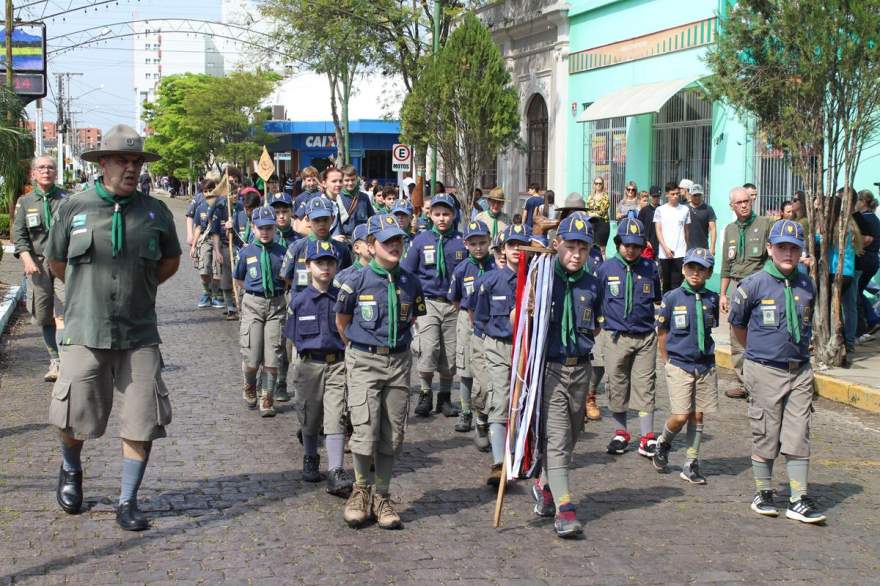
<box><xmin>584</xmin><ymin>116</ymin><xmax>627</xmax><ymax>212</ymax></box>
<box><xmin>526</xmin><ymin>94</ymin><xmax>548</xmax><ymax>192</ymax></box>
<box><xmin>153</xmin><ymin>73</ymin><xmax>160</xmax><ymax>79</ymax></box>
<box><xmin>145</xmin><ymin>73</ymin><xmax>151</xmax><ymax>79</ymax></box>
<box><xmin>752</xmin><ymin>132</ymin><xmax>818</xmax><ymax>216</ymax></box>
<box><xmin>362</xmin><ymin>150</ymin><xmax>393</xmax><ymax>181</ymax></box>
<box><xmin>480</xmin><ymin>154</ymin><xmax>498</xmax><ymax>192</ymax></box>
<box><xmin>651</xmin><ymin>89</ymin><xmax>713</xmax><ymax>201</ymax></box>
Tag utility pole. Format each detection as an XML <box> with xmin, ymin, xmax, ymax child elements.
<box><xmin>34</xmin><ymin>98</ymin><xmax>43</xmax><ymax>154</ymax></box>
<box><xmin>54</xmin><ymin>72</ymin><xmax>82</xmax><ymax>185</ymax></box>
<box><xmin>429</xmin><ymin>0</ymin><xmax>441</xmax><ymax>200</ymax></box>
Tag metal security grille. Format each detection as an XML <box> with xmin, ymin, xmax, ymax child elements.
<box><xmin>584</xmin><ymin>116</ymin><xmax>627</xmax><ymax>211</ymax></box>
<box><xmin>480</xmin><ymin>154</ymin><xmax>498</xmax><ymax>191</ymax></box>
<box><xmin>526</xmin><ymin>95</ymin><xmax>548</xmax><ymax>191</ymax></box>
<box><xmin>753</xmin><ymin>135</ymin><xmax>818</xmax><ymax>217</ymax></box>
<box><xmin>652</xmin><ymin>89</ymin><xmax>712</xmax><ymax>201</ymax></box>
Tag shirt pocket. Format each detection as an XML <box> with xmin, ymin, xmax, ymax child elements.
<box><xmin>355</xmin><ymin>301</ymin><xmax>380</xmax><ymax>329</ymax></box>
<box><xmin>297</xmin><ymin>315</ymin><xmax>320</xmax><ymax>337</ymax></box>
<box><xmin>140</xmin><ymin>230</ymin><xmax>163</xmax><ymax>264</ymax></box>
<box><xmin>756</xmin><ymin>303</ymin><xmax>781</xmax><ymax>330</ymax></box>
<box><xmin>636</xmin><ymin>277</ymin><xmax>654</xmax><ymax>299</ymax></box>
<box><xmin>672</xmin><ymin>310</ymin><xmax>689</xmax><ymax>330</ymax></box>
<box><xmin>745</xmin><ymin>232</ymin><xmax>765</xmax><ymax>259</ymax></box>
<box><xmin>67</xmin><ymin>227</ymin><xmax>93</xmax><ymax>264</ymax></box>
<box><xmin>489</xmin><ymin>295</ymin><xmax>510</xmax><ymax>317</ymax></box>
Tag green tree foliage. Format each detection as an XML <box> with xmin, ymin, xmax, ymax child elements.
<box><xmin>401</xmin><ymin>12</ymin><xmax>519</xmax><ymax>212</ymax></box>
<box><xmin>142</xmin><ymin>71</ymin><xmax>279</xmax><ymax>181</ymax></box>
<box><xmin>705</xmin><ymin>0</ymin><xmax>880</xmax><ymax>367</ymax></box>
<box><xmin>0</xmin><ymin>86</ymin><xmax>34</xmax><ymax>218</ymax></box>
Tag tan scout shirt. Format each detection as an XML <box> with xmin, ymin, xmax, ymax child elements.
<box><xmin>12</xmin><ymin>187</ymin><xmax>67</xmax><ymax>258</ymax></box>
<box><xmin>719</xmin><ymin>215</ymin><xmax>774</xmax><ymax>280</ymax></box>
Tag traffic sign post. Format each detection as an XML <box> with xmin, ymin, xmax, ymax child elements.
<box><xmin>392</xmin><ymin>144</ymin><xmax>412</xmax><ymax>173</ymax></box>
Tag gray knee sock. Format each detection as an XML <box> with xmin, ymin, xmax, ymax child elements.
<box><xmin>459</xmin><ymin>377</ymin><xmax>473</xmax><ymax>414</ymax></box>
<box><xmin>61</xmin><ymin>442</ymin><xmax>83</xmax><ymax>472</ymax></box>
<box><xmin>751</xmin><ymin>458</ymin><xmax>774</xmax><ymax>492</ymax></box>
<box><xmin>439</xmin><ymin>377</ymin><xmax>452</xmax><ymax>394</ymax></box>
<box><xmin>325</xmin><ymin>433</ymin><xmax>345</xmax><ymax>471</ymax></box>
<box><xmin>638</xmin><ymin>411</ymin><xmax>654</xmax><ymax>436</ymax></box>
<box><xmin>489</xmin><ymin>423</ymin><xmax>506</xmax><ymax>465</ymax></box>
<box><xmin>686</xmin><ymin>422</ymin><xmax>703</xmax><ymax>463</ymax></box>
<box><xmin>419</xmin><ymin>375</ymin><xmax>433</xmax><ymax>395</ymax></box>
<box><xmin>243</xmin><ymin>365</ymin><xmax>257</xmax><ymax>387</ymax></box>
<box><xmin>374</xmin><ymin>453</ymin><xmax>394</xmax><ymax>496</ymax></box>
<box><xmin>42</xmin><ymin>325</ymin><xmax>59</xmax><ymax>358</ymax></box>
<box><xmin>276</xmin><ymin>361</ymin><xmax>288</xmax><ymax>391</ymax></box>
<box><xmin>119</xmin><ymin>456</ymin><xmax>149</xmax><ymax>505</ymax></box>
<box><xmin>352</xmin><ymin>453</ymin><xmax>373</xmax><ymax>487</ymax></box>
<box><xmin>660</xmin><ymin>424</ymin><xmax>678</xmax><ymax>446</ymax></box>
<box><xmin>786</xmin><ymin>457</ymin><xmax>809</xmax><ymax>502</ymax></box>
<box><xmin>611</xmin><ymin>411</ymin><xmax>627</xmax><ymax>430</ymax></box>
<box><xmin>302</xmin><ymin>433</ymin><xmax>319</xmax><ymax>457</ymax></box>
<box><xmin>261</xmin><ymin>370</ymin><xmax>276</xmax><ymax>394</ymax></box>
<box><xmin>546</xmin><ymin>468</ymin><xmax>572</xmax><ymax>509</ymax></box>
<box><xmin>590</xmin><ymin>366</ymin><xmax>605</xmax><ymax>392</ymax></box>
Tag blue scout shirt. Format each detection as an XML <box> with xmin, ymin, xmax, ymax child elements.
<box><xmin>401</xmin><ymin>229</ymin><xmax>467</xmax><ymax>297</ymax></box>
<box><xmin>333</xmin><ymin>261</ymin><xmax>365</xmax><ymax>289</ymax></box>
<box><xmin>335</xmin><ymin>191</ymin><xmax>374</xmax><ymax>238</ymax></box>
<box><xmin>596</xmin><ymin>256</ymin><xmax>660</xmax><ymax>334</ymax></box>
<box><xmin>657</xmin><ymin>286</ymin><xmax>719</xmax><ymax>373</ymax></box>
<box><xmin>233</xmin><ymin>241</ymin><xmax>287</xmax><ymax>296</ymax></box>
<box><xmin>275</xmin><ymin>225</ymin><xmax>299</xmax><ymax>249</ymax></box>
<box><xmin>335</xmin><ymin>266</ymin><xmax>426</xmax><ymax>348</ymax></box>
<box><xmin>523</xmin><ymin>195</ymin><xmax>544</xmax><ymax>229</ymax></box>
<box><xmin>448</xmin><ymin>256</ymin><xmax>495</xmax><ymax>310</ymax></box>
<box><xmin>587</xmin><ymin>246</ymin><xmax>604</xmax><ymax>275</ymax></box>
<box><xmin>195</xmin><ymin>199</ymin><xmax>226</xmax><ymax>234</ymax></box>
<box><xmin>727</xmin><ymin>269</ymin><xmax>814</xmax><ymax>366</ymax></box>
<box><xmin>472</xmin><ymin>266</ymin><xmax>518</xmax><ymax>340</ymax></box>
<box><xmin>231</xmin><ymin>208</ymin><xmax>254</xmax><ymax>249</ymax></box>
<box><xmin>185</xmin><ymin>192</ymin><xmax>205</xmax><ymax>221</ymax></box>
<box><xmin>281</xmin><ymin>237</ymin><xmax>353</xmax><ymax>292</ymax></box>
<box><xmin>546</xmin><ymin>269</ymin><xmax>601</xmax><ymax>361</ymax></box>
<box><xmin>284</xmin><ymin>284</ymin><xmax>346</xmax><ymax>353</ymax></box>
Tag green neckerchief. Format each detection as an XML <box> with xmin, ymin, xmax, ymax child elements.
<box><xmin>554</xmin><ymin>260</ymin><xmax>586</xmax><ymax>350</ymax></box>
<box><xmin>368</xmin><ymin>259</ymin><xmax>401</xmax><ymax>348</ymax></box>
<box><xmin>681</xmin><ymin>281</ymin><xmax>708</xmax><ymax>354</ymax></box>
<box><xmin>255</xmin><ymin>240</ymin><xmax>275</xmax><ymax>298</ymax></box>
<box><xmin>278</xmin><ymin>226</ymin><xmax>295</xmax><ymax>248</ymax></box>
<box><xmin>95</xmin><ymin>179</ymin><xmax>136</xmax><ymax>258</ymax></box>
<box><xmin>487</xmin><ymin>209</ymin><xmax>500</xmax><ymax>239</ymax></box>
<box><xmin>467</xmin><ymin>254</ymin><xmax>490</xmax><ymax>276</ymax></box>
<box><xmin>763</xmin><ymin>260</ymin><xmax>800</xmax><ymax>344</ymax></box>
<box><xmin>243</xmin><ymin>222</ymin><xmax>253</xmax><ymax>244</ymax></box>
<box><xmin>431</xmin><ymin>225</ymin><xmax>454</xmax><ymax>279</ymax></box>
<box><xmin>736</xmin><ymin>212</ymin><xmax>757</xmax><ymax>259</ymax></box>
<box><xmin>620</xmin><ymin>256</ymin><xmax>637</xmax><ymax>318</ymax></box>
<box><xmin>32</xmin><ymin>184</ymin><xmax>59</xmax><ymax>229</ymax></box>
<box><xmin>352</xmin><ymin>259</ymin><xmax>364</xmax><ymax>270</ymax></box>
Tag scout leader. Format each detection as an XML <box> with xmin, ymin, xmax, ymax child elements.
<box><xmin>596</xmin><ymin>218</ymin><xmax>662</xmax><ymax>459</ymax></box>
<box><xmin>473</xmin><ymin>187</ymin><xmax>510</xmax><ymax>243</ymax></box>
<box><xmin>335</xmin><ymin>214</ymin><xmax>427</xmax><ymax>530</ymax></box>
<box><xmin>654</xmin><ymin>248</ymin><xmax>720</xmax><ymax>485</ymax></box>
<box><xmin>728</xmin><ymin>220</ymin><xmax>826</xmax><ymax>524</ymax></box>
<box><xmin>46</xmin><ymin>125</ymin><xmax>181</xmax><ymax>531</ymax></box>
<box><xmin>402</xmin><ymin>193</ymin><xmax>467</xmax><ymax>419</ymax></box>
<box><xmin>12</xmin><ymin>155</ymin><xmax>68</xmax><ymax>382</ymax></box>
<box><xmin>529</xmin><ymin>215</ymin><xmax>602</xmax><ymax>539</ymax></box>
<box><xmin>233</xmin><ymin>207</ymin><xmax>288</xmax><ymax>417</ymax></box>
<box><xmin>284</xmin><ymin>239</ymin><xmax>353</xmax><ymax>497</ymax></box>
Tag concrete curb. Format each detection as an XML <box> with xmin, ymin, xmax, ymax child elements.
<box><xmin>715</xmin><ymin>344</ymin><xmax>880</xmax><ymax>413</ymax></box>
<box><xmin>0</xmin><ymin>278</ymin><xmax>25</xmax><ymax>336</ymax></box>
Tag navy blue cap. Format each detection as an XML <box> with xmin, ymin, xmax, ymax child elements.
<box><xmin>367</xmin><ymin>214</ymin><xmax>407</xmax><ymax>242</ymax></box>
<box><xmin>768</xmin><ymin>219</ymin><xmax>805</xmax><ymax>247</ymax></box>
<box><xmin>307</xmin><ymin>197</ymin><xmax>334</xmax><ymax>219</ymax></box>
<box><xmin>430</xmin><ymin>193</ymin><xmax>456</xmax><ymax>210</ymax></box>
<box><xmin>391</xmin><ymin>199</ymin><xmax>414</xmax><ymax>216</ymax></box>
<box><xmin>615</xmin><ymin>217</ymin><xmax>646</xmax><ymax>246</ymax></box>
<box><xmin>499</xmin><ymin>224</ymin><xmax>531</xmax><ymax>245</ymax></box>
<box><xmin>683</xmin><ymin>247</ymin><xmax>714</xmax><ymax>268</ymax></box>
<box><xmin>557</xmin><ymin>215</ymin><xmax>594</xmax><ymax>244</ymax></box>
<box><xmin>268</xmin><ymin>192</ymin><xmax>292</xmax><ymax>208</ymax></box>
<box><xmin>463</xmin><ymin>220</ymin><xmax>490</xmax><ymax>240</ymax></box>
<box><xmin>251</xmin><ymin>206</ymin><xmax>276</xmax><ymax>228</ymax></box>
<box><xmin>305</xmin><ymin>239</ymin><xmax>339</xmax><ymax>262</ymax></box>
<box><xmin>530</xmin><ymin>234</ymin><xmax>549</xmax><ymax>247</ymax></box>
<box><xmin>351</xmin><ymin>223</ymin><xmax>369</xmax><ymax>243</ymax></box>
<box><xmin>292</xmin><ymin>199</ymin><xmax>308</xmax><ymax>219</ymax></box>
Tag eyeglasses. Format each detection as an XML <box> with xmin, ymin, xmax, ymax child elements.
<box><xmin>35</xmin><ymin>165</ymin><xmax>56</xmax><ymax>171</ymax></box>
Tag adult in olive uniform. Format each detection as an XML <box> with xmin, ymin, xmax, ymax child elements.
<box><xmin>12</xmin><ymin>155</ymin><xmax>68</xmax><ymax>382</ymax></box>
<box><xmin>46</xmin><ymin>125</ymin><xmax>181</xmax><ymax>531</ymax></box>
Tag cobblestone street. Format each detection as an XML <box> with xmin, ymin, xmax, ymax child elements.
<box><xmin>1</xmin><ymin>196</ymin><xmax>879</xmax><ymax>584</ymax></box>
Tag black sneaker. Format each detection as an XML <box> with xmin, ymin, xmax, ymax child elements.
<box><xmin>786</xmin><ymin>495</ymin><xmax>826</xmax><ymax>524</ymax></box>
<box><xmin>606</xmin><ymin>430</ymin><xmax>631</xmax><ymax>455</ymax></box>
<box><xmin>414</xmin><ymin>392</ymin><xmax>433</xmax><ymax>417</ymax></box>
<box><xmin>326</xmin><ymin>467</ymin><xmax>354</xmax><ymax>497</ymax></box>
<box><xmin>652</xmin><ymin>439</ymin><xmax>671</xmax><ymax>471</ymax></box>
<box><xmin>750</xmin><ymin>490</ymin><xmax>778</xmax><ymax>517</ymax></box>
<box><xmin>531</xmin><ymin>479</ymin><xmax>555</xmax><ymax>518</ymax></box>
<box><xmin>680</xmin><ymin>461</ymin><xmax>707</xmax><ymax>484</ymax></box>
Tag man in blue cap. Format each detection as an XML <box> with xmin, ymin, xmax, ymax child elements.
<box><xmin>653</xmin><ymin>248</ymin><xmax>720</xmax><ymax>485</ymax></box>
<box><xmin>728</xmin><ymin>219</ymin><xmax>824</xmax><ymax>524</ymax></box>
<box><xmin>596</xmin><ymin>217</ymin><xmax>661</xmax><ymax>459</ymax></box>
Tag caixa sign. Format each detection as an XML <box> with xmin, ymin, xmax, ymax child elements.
<box><xmin>304</xmin><ymin>135</ymin><xmax>337</xmax><ymax>148</ymax></box>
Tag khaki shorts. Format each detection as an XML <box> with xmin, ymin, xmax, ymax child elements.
<box><xmin>213</xmin><ymin>239</ymin><xmax>233</xmax><ymax>290</ymax></box>
<box><xmin>27</xmin><ymin>256</ymin><xmax>64</xmax><ymax>326</ymax></box>
<box><xmin>455</xmin><ymin>310</ymin><xmax>474</xmax><ymax>376</ymax></box>
<box><xmin>591</xmin><ymin>329</ymin><xmax>608</xmax><ymax>369</ymax></box>
<box><xmin>414</xmin><ymin>298</ymin><xmax>457</xmax><ymax>377</ymax></box>
<box><xmin>48</xmin><ymin>345</ymin><xmax>170</xmax><ymax>441</ymax></box>
<box><xmin>239</xmin><ymin>293</ymin><xmax>286</xmax><ymax>369</ymax></box>
<box><xmin>664</xmin><ymin>363</ymin><xmax>719</xmax><ymax>415</ymax></box>
<box><xmin>295</xmin><ymin>355</ymin><xmax>346</xmax><ymax>435</ymax></box>
<box><xmin>483</xmin><ymin>336</ymin><xmax>513</xmax><ymax>424</ymax></box>
<box><xmin>469</xmin><ymin>333</ymin><xmax>488</xmax><ymax>414</ymax></box>
<box><xmin>345</xmin><ymin>347</ymin><xmax>412</xmax><ymax>456</ymax></box>
<box><xmin>542</xmin><ymin>360</ymin><xmax>590</xmax><ymax>471</ymax></box>
<box><xmin>197</xmin><ymin>237</ymin><xmax>214</xmax><ymax>277</ymax></box>
<box><xmin>604</xmin><ymin>330</ymin><xmax>657</xmax><ymax>414</ymax></box>
<box><xmin>744</xmin><ymin>359</ymin><xmax>814</xmax><ymax>460</ymax></box>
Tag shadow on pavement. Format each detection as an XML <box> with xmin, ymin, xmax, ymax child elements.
<box><xmin>0</xmin><ymin>422</ymin><xmax>49</xmax><ymax>439</ymax></box>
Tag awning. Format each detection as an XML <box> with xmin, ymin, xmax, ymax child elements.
<box><xmin>576</xmin><ymin>77</ymin><xmax>702</xmax><ymax>123</ymax></box>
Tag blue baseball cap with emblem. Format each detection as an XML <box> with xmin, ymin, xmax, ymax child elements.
<box><xmin>430</xmin><ymin>193</ymin><xmax>456</xmax><ymax>210</ymax></box>
<box><xmin>251</xmin><ymin>206</ymin><xmax>276</xmax><ymax>228</ymax></box>
<box><xmin>367</xmin><ymin>214</ymin><xmax>407</xmax><ymax>242</ymax></box>
<box><xmin>683</xmin><ymin>247</ymin><xmax>714</xmax><ymax>268</ymax></box>
<box><xmin>557</xmin><ymin>214</ymin><xmax>594</xmax><ymax>244</ymax></box>
<box><xmin>391</xmin><ymin>199</ymin><xmax>414</xmax><ymax>217</ymax></box>
<box><xmin>769</xmin><ymin>219</ymin><xmax>805</xmax><ymax>248</ymax></box>
<box><xmin>307</xmin><ymin>196</ymin><xmax>334</xmax><ymax>219</ymax></box>
<box><xmin>499</xmin><ymin>224</ymin><xmax>532</xmax><ymax>245</ymax></box>
<box><xmin>463</xmin><ymin>220</ymin><xmax>490</xmax><ymax>240</ymax></box>
<box><xmin>306</xmin><ymin>238</ymin><xmax>339</xmax><ymax>262</ymax></box>
<box><xmin>351</xmin><ymin>223</ymin><xmax>369</xmax><ymax>243</ymax></box>
<box><xmin>614</xmin><ymin>217</ymin><xmax>646</xmax><ymax>246</ymax></box>
<box><xmin>268</xmin><ymin>191</ymin><xmax>292</xmax><ymax>208</ymax></box>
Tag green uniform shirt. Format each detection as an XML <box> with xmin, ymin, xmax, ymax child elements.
<box><xmin>12</xmin><ymin>188</ymin><xmax>67</xmax><ymax>258</ymax></box>
<box><xmin>719</xmin><ymin>215</ymin><xmax>774</xmax><ymax>280</ymax></box>
<box><xmin>45</xmin><ymin>187</ymin><xmax>182</xmax><ymax>350</ymax></box>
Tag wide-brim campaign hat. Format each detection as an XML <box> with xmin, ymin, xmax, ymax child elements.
<box><xmin>557</xmin><ymin>192</ymin><xmax>588</xmax><ymax>212</ymax></box>
<box><xmin>486</xmin><ymin>187</ymin><xmax>505</xmax><ymax>202</ymax></box>
<box><xmin>81</xmin><ymin>124</ymin><xmax>161</xmax><ymax>163</ymax></box>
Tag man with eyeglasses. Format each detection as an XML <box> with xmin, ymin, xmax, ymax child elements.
<box><xmin>12</xmin><ymin>156</ymin><xmax>69</xmax><ymax>382</ymax></box>
<box><xmin>719</xmin><ymin>186</ymin><xmax>774</xmax><ymax>399</ymax></box>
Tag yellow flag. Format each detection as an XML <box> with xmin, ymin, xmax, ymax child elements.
<box><xmin>257</xmin><ymin>146</ymin><xmax>275</xmax><ymax>183</ymax></box>
<box><xmin>210</xmin><ymin>171</ymin><xmax>230</xmax><ymax>197</ymax></box>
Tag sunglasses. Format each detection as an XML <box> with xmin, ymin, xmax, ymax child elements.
<box><xmin>594</xmin><ymin>181</ymin><xmax>603</xmax><ymax>185</ymax></box>
<box><xmin>625</xmin><ymin>187</ymin><xmax>636</xmax><ymax>192</ymax></box>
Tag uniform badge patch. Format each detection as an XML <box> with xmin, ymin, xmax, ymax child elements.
<box><xmin>72</xmin><ymin>213</ymin><xmax>87</xmax><ymax>228</ymax></box>
<box><xmin>360</xmin><ymin>302</ymin><xmax>376</xmax><ymax>321</ymax></box>
<box><xmin>609</xmin><ymin>282</ymin><xmax>620</xmax><ymax>297</ymax></box>
<box><xmin>249</xmin><ymin>267</ymin><xmax>258</xmax><ymax>279</ymax></box>
<box><xmin>643</xmin><ymin>283</ymin><xmax>651</xmax><ymax>294</ymax></box>
<box><xmin>399</xmin><ymin>302</ymin><xmax>410</xmax><ymax>320</ymax></box>
<box><xmin>762</xmin><ymin>306</ymin><xmax>777</xmax><ymax>326</ymax></box>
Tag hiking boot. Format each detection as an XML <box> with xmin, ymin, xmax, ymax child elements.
<box><xmin>751</xmin><ymin>490</ymin><xmax>779</xmax><ymax>517</ymax></box>
<box><xmin>652</xmin><ymin>438</ymin><xmax>672</xmax><ymax>471</ymax></box>
<box><xmin>585</xmin><ymin>395</ymin><xmax>601</xmax><ymax>421</ymax></box>
<box><xmin>274</xmin><ymin>386</ymin><xmax>291</xmax><ymax>403</ymax></box>
<box><xmin>436</xmin><ymin>391</ymin><xmax>460</xmax><ymax>417</ymax></box>
<box><xmin>242</xmin><ymin>382</ymin><xmax>257</xmax><ymax>409</ymax></box>
<box><xmin>606</xmin><ymin>430</ymin><xmax>631</xmax><ymax>455</ymax></box>
<box><xmin>532</xmin><ymin>479</ymin><xmax>555</xmax><ymax>518</ymax></box>
<box><xmin>259</xmin><ymin>391</ymin><xmax>275</xmax><ymax>417</ymax></box>
<box><xmin>44</xmin><ymin>358</ymin><xmax>60</xmax><ymax>383</ymax></box>
<box><xmin>197</xmin><ymin>292</ymin><xmax>211</xmax><ymax>308</ymax></box>
<box><xmin>343</xmin><ymin>484</ymin><xmax>372</xmax><ymax>527</ymax></box>
<box><xmin>486</xmin><ymin>463</ymin><xmax>503</xmax><ymax>487</ymax></box>
<box><xmin>372</xmin><ymin>493</ymin><xmax>402</xmax><ymax>529</ymax></box>
<box><xmin>326</xmin><ymin>467</ymin><xmax>353</xmax><ymax>497</ymax></box>
<box><xmin>638</xmin><ymin>433</ymin><xmax>658</xmax><ymax>458</ymax></box>
<box><xmin>474</xmin><ymin>419</ymin><xmax>491</xmax><ymax>452</ymax></box>
<box><xmin>786</xmin><ymin>495</ymin><xmax>826</xmax><ymax>524</ymax></box>
<box><xmin>725</xmin><ymin>386</ymin><xmax>749</xmax><ymax>399</ymax></box>
<box><xmin>224</xmin><ymin>309</ymin><xmax>237</xmax><ymax>321</ymax></box>
<box><xmin>454</xmin><ymin>411</ymin><xmax>473</xmax><ymax>432</ymax></box>
<box><xmin>414</xmin><ymin>392</ymin><xmax>433</xmax><ymax>417</ymax></box>
<box><xmin>680</xmin><ymin>460</ymin><xmax>707</xmax><ymax>484</ymax></box>
<box><xmin>553</xmin><ymin>503</ymin><xmax>583</xmax><ymax>539</ymax></box>
<box><xmin>302</xmin><ymin>454</ymin><xmax>322</xmax><ymax>483</ymax></box>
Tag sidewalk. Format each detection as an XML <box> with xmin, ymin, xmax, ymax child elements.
<box><xmin>714</xmin><ymin>322</ymin><xmax>880</xmax><ymax>413</ymax></box>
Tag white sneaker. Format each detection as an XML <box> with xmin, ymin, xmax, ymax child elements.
<box><xmin>857</xmin><ymin>333</ymin><xmax>874</xmax><ymax>344</ymax></box>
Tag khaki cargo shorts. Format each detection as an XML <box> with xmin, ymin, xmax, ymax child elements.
<box><xmin>197</xmin><ymin>237</ymin><xmax>214</xmax><ymax>277</ymax></box>
<box><xmin>295</xmin><ymin>355</ymin><xmax>346</xmax><ymax>436</ymax></box>
<box><xmin>454</xmin><ymin>310</ymin><xmax>474</xmax><ymax>376</ymax></box>
<box><xmin>49</xmin><ymin>345</ymin><xmax>170</xmax><ymax>442</ymax></box>
<box><xmin>27</xmin><ymin>256</ymin><xmax>64</xmax><ymax>326</ymax></box>
<box><xmin>542</xmin><ymin>360</ymin><xmax>590</xmax><ymax>471</ymax></box>
<box><xmin>744</xmin><ymin>359</ymin><xmax>814</xmax><ymax>460</ymax></box>
<box><xmin>664</xmin><ymin>363</ymin><xmax>719</xmax><ymax>415</ymax></box>
<box><xmin>414</xmin><ymin>298</ymin><xmax>457</xmax><ymax>377</ymax></box>
<box><xmin>483</xmin><ymin>336</ymin><xmax>513</xmax><ymax>424</ymax></box>
<box><xmin>469</xmin><ymin>333</ymin><xmax>488</xmax><ymax>414</ymax></box>
<box><xmin>239</xmin><ymin>293</ymin><xmax>286</xmax><ymax>369</ymax></box>
<box><xmin>604</xmin><ymin>330</ymin><xmax>657</xmax><ymax>414</ymax></box>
